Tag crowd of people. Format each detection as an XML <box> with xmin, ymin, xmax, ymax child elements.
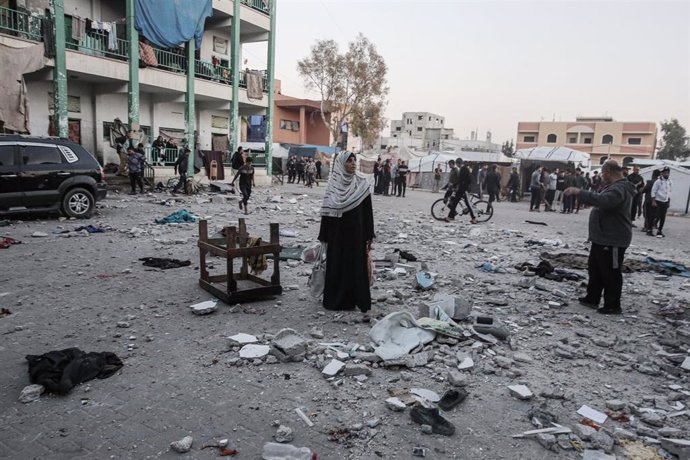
<box><xmin>286</xmin><ymin>155</ymin><xmax>322</xmax><ymax>187</ymax></box>
<box><xmin>372</xmin><ymin>157</ymin><xmax>411</xmax><ymax>197</ymax></box>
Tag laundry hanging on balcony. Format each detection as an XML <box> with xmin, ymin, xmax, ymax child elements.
<box><xmin>0</xmin><ymin>43</ymin><xmax>46</xmax><ymax>133</ymax></box>
<box><xmin>134</xmin><ymin>0</ymin><xmax>212</xmax><ymax>49</ymax></box>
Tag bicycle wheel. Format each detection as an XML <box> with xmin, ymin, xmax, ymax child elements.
<box><xmin>431</xmin><ymin>198</ymin><xmax>450</xmax><ymax>221</ymax></box>
<box><xmin>472</xmin><ymin>200</ymin><xmax>493</xmax><ymax>222</ymax></box>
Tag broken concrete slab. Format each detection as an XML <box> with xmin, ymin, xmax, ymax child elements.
<box><xmin>411</xmin><ymin>388</ymin><xmax>441</xmax><ymax>403</ymax></box>
<box><xmin>681</xmin><ymin>356</ymin><xmax>690</xmax><ymax>372</ymax></box>
<box><xmin>322</xmin><ymin>359</ymin><xmax>345</xmax><ymax>377</ymax></box>
<box><xmin>385</xmin><ymin>397</ymin><xmax>407</xmax><ymax>412</ymax></box>
<box><xmin>457</xmin><ymin>357</ymin><xmax>475</xmax><ymax>370</ymax></box>
<box><xmin>262</xmin><ymin>442</ymin><xmax>313</xmax><ymax>460</ymax></box>
<box><xmin>18</xmin><ymin>384</ymin><xmax>44</xmax><ymax>403</ymax></box>
<box><xmin>239</xmin><ymin>344</ymin><xmax>270</xmax><ymax>359</ymax></box>
<box><xmin>271</xmin><ymin>328</ymin><xmax>308</xmax><ymax>360</ymax></box>
<box><xmin>572</xmin><ymin>423</ymin><xmax>597</xmax><ymax>441</ymax></box>
<box><xmin>508</xmin><ymin>384</ymin><xmax>534</xmax><ymax>400</ymax></box>
<box><xmin>189</xmin><ymin>300</ymin><xmax>218</xmax><ymax>315</ymax></box>
<box><xmin>660</xmin><ymin>438</ymin><xmax>690</xmax><ymax>459</ymax></box>
<box><xmin>342</xmin><ymin>364</ymin><xmax>372</xmax><ymax>376</ymax></box>
<box><xmin>170</xmin><ymin>436</ymin><xmax>193</xmax><ymax>453</ymax></box>
<box><xmin>274</xmin><ymin>425</ymin><xmax>294</xmax><ymax>443</ymax></box>
<box><xmin>227</xmin><ymin>333</ymin><xmax>258</xmax><ymax>346</ymax></box>
<box><xmin>577</xmin><ymin>405</ymin><xmax>608</xmax><ymax>424</ymax></box>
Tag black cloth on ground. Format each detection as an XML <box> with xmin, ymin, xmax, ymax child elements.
<box><xmin>318</xmin><ymin>195</ymin><xmax>375</xmax><ymax>312</ymax></box>
<box><xmin>140</xmin><ymin>257</ymin><xmax>191</xmax><ymax>269</ymax></box>
<box><xmin>25</xmin><ymin>348</ymin><xmax>123</xmax><ymax>395</ymax></box>
<box><xmin>394</xmin><ymin>248</ymin><xmax>417</xmax><ymax>262</ymax></box>
<box><xmin>515</xmin><ymin>260</ymin><xmax>584</xmax><ymax>282</ymax></box>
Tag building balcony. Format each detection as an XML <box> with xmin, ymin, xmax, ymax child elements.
<box><xmin>1</xmin><ymin>6</ymin><xmax>268</xmax><ymax>101</ymax></box>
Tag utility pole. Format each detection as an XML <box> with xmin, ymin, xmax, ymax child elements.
<box><xmin>52</xmin><ymin>0</ymin><xmax>68</xmax><ymax>138</ymax></box>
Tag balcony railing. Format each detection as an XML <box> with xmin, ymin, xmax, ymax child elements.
<box><xmin>240</xmin><ymin>0</ymin><xmax>270</xmax><ymax>15</ymax></box>
<box><xmin>0</xmin><ymin>5</ymin><xmax>43</xmax><ymax>41</ymax></box>
<box><xmin>65</xmin><ymin>18</ymin><xmax>129</xmax><ymax>60</ymax></box>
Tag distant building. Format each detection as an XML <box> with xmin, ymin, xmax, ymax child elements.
<box><xmin>271</xmin><ymin>80</ymin><xmax>331</xmax><ymax>146</ymax></box>
<box><xmin>387</xmin><ymin>111</ymin><xmax>454</xmax><ymax>149</ymax></box>
<box><xmin>442</xmin><ymin>130</ymin><xmax>501</xmax><ymax>153</ymax></box>
<box><xmin>516</xmin><ymin>117</ymin><xmax>657</xmax><ymax>166</ymax></box>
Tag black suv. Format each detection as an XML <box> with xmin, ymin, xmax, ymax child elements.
<box><xmin>0</xmin><ymin>135</ymin><xmax>107</xmax><ymax>218</ymax></box>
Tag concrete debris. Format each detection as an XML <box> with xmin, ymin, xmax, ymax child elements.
<box><xmin>239</xmin><ymin>344</ymin><xmax>270</xmax><ymax>359</ymax></box>
<box><xmin>577</xmin><ymin>405</ymin><xmax>608</xmax><ymax>425</ymax></box>
<box><xmin>170</xmin><ymin>436</ymin><xmax>193</xmax><ymax>453</ymax></box>
<box><xmin>572</xmin><ymin>423</ymin><xmax>597</xmax><ymax>441</ymax></box>
<box><xmin>581</xmin><ymin>450</ymin><xmax>616</xmax><ymax>460</ymax></box>
<box><xmin>227</xmin><ymin>333</ymin><xmax>258</xmax><ymax>346</ymax></box>
<box><xmin>385</xmin><ymin>397</ymin><xmax>407</xmax><ymax>412</ymax></box>
<box><xmin>457</xmin><ymin>357</ymin><xmax>474</xmax><ymax>370</ymax></box>
<box><xmin>189</xmin><ymin>300</ymin><xmax>217</xmax><ymax>315</ymax></box>
<box><xmin>322</xmin><ymin>359</ymin><xmax>346</xmax><ymax>377</ymax></box>
<box><xmin>271</xmin><ymin>328</ymin><xmax>308</xmax><ymax>362</ymax></box>
<box><xmin>410</xmin><ymin>388</ymin><xmax>441</xmax><ymax>403</ymax></box>
<box><xmin>262</xmin><ymin>442</ymin><xmax>313</xmax><ymax>460</ymax></box>
<box><xmin>508</xmin><ymin>384</ymin><xmax>534</xmax><ymax>400</ymax></box>
<box><xmin>274</xmin><ymin>425</ymin><xmax>294</xmax><ymax>443</ymax></box>
<box><xmin>18</xmin><ymin>384</ymin><xmax>45</xmax><ymax>403</ymax></box>
<box><xmin>660</xmin><ymin>438</ymin><xmax>690</xmax><ymax>459</ymax></box>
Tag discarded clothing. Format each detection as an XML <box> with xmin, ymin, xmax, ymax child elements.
<box><xmin>525</xmin><ymin>238</ymin><xmax>562</xmax><ymax>247</ymax></box>
<box><xmin>25</xmin><ymin>348</ymin><xmax>123</xmax><ymax>395</ymax></box>
<box><xmin>75</xmin><ymin>225</ymin><xmax>105</xmax><ymax>233</ymax></box>
<box><xmin>540</xmin><ymin>251</ymin><xmax>649</xmax><ymax>274</ymax></box>
<box><xmin>138</xmin><ymin>40</ymin><xmax>158</xmax><ymax>67</ymax></box>
<box><xmin>246</xmin><ymin>70</ymin><xmax>264</xmax><ymax>100</ymax></box>
<box><xmin>140</xmin><ymin>257</ymin><xmax>191</xmax><ymax>269</ymax></box>
<box><xmin>369</xmin><ymin>311</ymin><xmax>436</xmax><ymax>360</ymax></box>
<box><xmin>516</xmin><ymin>260</ymin><xmax>583</xmax><ymax>282</ymax></box>
<box><xmin>394</xmin><ymin>248</ymin><xmax>418</xmax><ymax>262</ymax></box>
<box><xmin>0</xmin><ymin>237</ymin><xmax>21</xmax><ymax>249</ymax></box>
<box><xmin>644</xmin><ymin>257</ymin><xmax>690</xmax><ymax>278</ymax></box>
<box><xmin>477</xmin><ymin>262</ymin><xmax>507</xmax><ymax>273</ymax></box>
<box><xmin>155</xmin><ymin>209</ymin><xmax>198</xmax><ymax>224</ymax></box>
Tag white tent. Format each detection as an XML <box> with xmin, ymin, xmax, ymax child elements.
<box><xmin>407</xmin><ymin>152</ymin><xmax>457</xmax><ymax>172</ymax></box>
<box><xmin>515</xmin><ymin>146</ymin><xmax>590</xmax><ymax>165</ymax></box>
<box><xmin>640</xmin><ymin>164</ymin><xmax>690</xmax><ymax>214</ymax></box>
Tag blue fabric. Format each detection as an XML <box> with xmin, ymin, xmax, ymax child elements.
<box><xmin>644</xmin><ymin>257</ymin><xmax>690</xmax><ymax>278</ymax></box>
<box><xmin>155</xmin><ymin>210</ymin><xmax>198</xmax><ymax>224</ymax></box>
<box><xmin>135</xmin><ymin>0</ymin><xmax>212</xmax><ymax>49</ymax></box>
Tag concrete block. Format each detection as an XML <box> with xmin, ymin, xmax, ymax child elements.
<box><xmin>271</xmin><ymin>328</ymin><xmax>308</xmax><ymax>359</ymax></box>
<box><xmin>605</xmin><ymin>399</ymin><xmax>626</xmax><ymax>411</ymax></box>
<box><xmin>342</xmin><ymin>364</ymin><xmax>372</xmax><ymax>376</ymax></box>
<box><xmin>239</xmin><ymin>344</ymin><xmax>270</xmax><ymax>359</ymax></box>
<box><xmin>385</xmin><ymin>397</ymin><xmax>407</xmax><ymax>412</ymax></box>
<box><xmin>322</xmin><ymin>359</ymin><xmax>345</xmax><ymax>377</ymax></box>
<box><xmin>660</xmin><ymin>438</ymin><xmax>690</xmax><ymax>459</ymax></box>
<box><xmin>572</xmin><ymin>423</ymin><xmax>597</xmax><ymax>441</ymax></box>
<box><xmin>508</xmin><ymin>384</ymin><xmax>533</xmax><ymax>400</ymax></box>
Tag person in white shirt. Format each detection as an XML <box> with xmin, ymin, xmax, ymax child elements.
<box><xmin>545</xmin><ymin>168</ymin><xmax>559</xmax><ymax>211</ymax></box>
<box><xmin>649</xmin><ymin>166</ymin><xmax>672</xmax><ymax>238</ymax></box>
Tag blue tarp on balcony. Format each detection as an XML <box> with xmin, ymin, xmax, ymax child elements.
<box><xmin>135</xmin><ymin>0</ymin><xmax>212</xmax><ymax>48</ymax></box>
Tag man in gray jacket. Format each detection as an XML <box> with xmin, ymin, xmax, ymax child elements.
<box><xmin>564</xmin><ymin>160</ymin><xmax>635</xmax><ymax>315</ymax></box>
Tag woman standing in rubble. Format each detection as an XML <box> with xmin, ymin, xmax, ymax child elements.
<box><xmin>318</xmin><ymin>152</ymin><xmax>375</xmax><ymax>314</ymax></box>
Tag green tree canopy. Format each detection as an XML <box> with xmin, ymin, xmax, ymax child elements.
<box><xmin>657</xmin><ymin>118</ymin><xmax>689</xmax><ymax>160</ymax></box>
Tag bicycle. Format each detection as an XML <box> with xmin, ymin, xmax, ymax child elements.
<box><xmin>431</xmin><ymin>191</ymin><xmax>493</xmax><ymax>223</ymax></box>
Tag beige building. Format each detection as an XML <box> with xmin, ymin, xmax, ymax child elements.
<box><xmin>516</xmin><ymin>117</ymin><xmax>657</xmax><ymax>166</ymax></box>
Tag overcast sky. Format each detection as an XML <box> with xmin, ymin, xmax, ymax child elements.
<box><xmin>245</xmin><ymin>0</ymin><xmax>690</xmax><ymax>144</ymax></box>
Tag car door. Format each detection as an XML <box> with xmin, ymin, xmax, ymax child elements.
<box><xmin>0</xmin><ymin>144</ymin><xmax>21</xmax><ymax>210</ymax></box>
<box><xmin>19</xmin><ymin>143</ymin><xmax>66</xmax><ymax>208</ymax></box>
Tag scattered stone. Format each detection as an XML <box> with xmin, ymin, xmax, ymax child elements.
<box><xmin>513</xmin><ymin>352</ymin><xmax>533</xmax><ymax>363</ymax></box>
<box><xmin>31</xmin><ymin>231</ymin><xmax>48</xmax><ymax>237</ymax></box>
<box><xmin>572</xmin><ymin>424</ymin><xmax>597</xmax><ymax>441</ymax></box>
<box><xmin>421</xmin><ymin>424</ymin><xmax>433</xmax><ymax>434</ymax></box>
<box><xmin>613</xmin><ymin>427</ymin><xmax>637</xmax><ymax>440</ymax></box>
<box><xmin>494</xmin><ymin>356</ymin><xmax>514</xmax><ymax>369</ymax></box>
<box><xmin>412</xmin><ymin>446</ymin><xmax>427</xmax><ymax>457</ymax></box>
<box><xmin>367</xmin><ymin>418</ymin><xmax>381</xmax><ymax>428</ymax></box>
<box><xmin>170</xmin><ymin>436</ymin><xmax>193</xmax><ymax>453</ymax></box>
<box><xmin>18</xmin><ymin>384</ymin><xmax>44</xmax><ymax>403</ymax></box>
<box><xmin>342</xmin><ymin>364</ymin><xmax>372</xmax><ymax>376</ymax></box>
<box><xmin>605</xmin><ymin>399</ymin><xmax>626</xmax><ymax>411</ymax></box>
<box><xmin>274</xmin><ymin>425</ymin><xmax>294</xmax><ymax>443</ymax></box>
<box><xmin>640</xmin><ymin>412</ymin><xmax>665</xmax><ymax>427</ymax></box>
<box><xmin>385</xmin><ymin>397</ymin><xmax>407</xmax><ymax>412</ymax></box>
<box><xmin>322</xmin><ymin>359</ymin><xmax>346</xmax><ymax>377</ymax></box>
<box><xmin>457</xmin><ymin>357</ymin><xmax>474</xmax><ymax>370</ymax></box>
<box><xmin>309</xmin><ymin>327</ymin><xmax>324</xmax><ymax>339</ymax></box>
<box><xmin>660</xmin><ymin>438</ymin><xmax>690</xmax><ymax>459</ymax></box>
<box><xmin>189</xmin><ymin>300</ymin><xmax>217</xmax><ymax>315</ymax></box>
<box><xmin>590</xmin><ymin>430</ymin><xmax>615</xmax><ymax>453</ymax></box>
<box><xmin>226</xmin><ymin>333</ymin><xmax>258</xmax><ymax>346</ymax></box>
<box><xmin>271</xmin><ymin>328</ymin><xmax>308</xmax><ymax>361</ymax></box>
<box><xmin>446</xmin><ymin>371</ymin><xmax>468</xmax><ymax>387</ymax></box>
<box><xmin>239</xmin><ymin>344</ymin><xmax>270</xmax><ymax>359</ymax></box>
<box><xmin>582</xmin><ymin>450</ymin><xmax>616</xmax><ymax>460</ymax></box>
<box><xmin>681</xmin><ymin>357</ymin><xmax>690</xmax><ymax>372</ymax></box>
<box><xmin>508</xmin><ymin>384</ymin><xmax>533</xmax><ymax>400</ymax></box>
<box><xmin>536</xmin><ymin>433</ymin><xmax>557</xmax><ymax>450</ymax></box>
<box><xmin>411</xmin><ymin>388</ymin><xmax>441</xmax><ymax>403</ymax></box>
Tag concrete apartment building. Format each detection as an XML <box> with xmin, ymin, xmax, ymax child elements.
<box><xmin>389</xmin><ymin>111</ymin><xmax>454</xmax><ymax>149</ymax></box>
<box><xmin>0</xmin><ymin>0</ymin><xmax>275</xmax><ymax>169</ymax></box>
<box><xmin>516</xmin><ymin>117</ymin><xmax>657</xmax><ymax>166</ymax></box>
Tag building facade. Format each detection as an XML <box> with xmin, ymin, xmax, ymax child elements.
<box><xmin>387</xmin><ymin>111</ymin><xmax>454</xmax><ymax>150</ymax></box>
<box><xmin>0</xmin><ymin>0</ymin><xmax>275</xmax><ymax>169</ymax></box>
<box><xmin>516</xmin><ymin>117</ymin><xmax>657</xmax><ymax>166</ymax></box>
<box><xmin>272</xmin><ymin>80</ymin><xmax>330</xmax><ymax>146</ymax></box>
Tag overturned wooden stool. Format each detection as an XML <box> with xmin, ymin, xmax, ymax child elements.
<box><xmin>198</xmin><ymin>218</ymin><xmax>282</xmax><ymax>303</ymax></box>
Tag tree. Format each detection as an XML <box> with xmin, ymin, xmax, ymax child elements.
<box><xmin>297</xmin><ymin>34</ymin><xmax>388</xmax><ymax>150</ymax></box>
<box><xmin>657</xmin><ymin>118</ymin><xmax>689</xmax><ymax>160</ymax></box>
<box><xmin>502</xmin><ymin>139</ymin><xmax>514</xmax><ymax>157</ymax></box>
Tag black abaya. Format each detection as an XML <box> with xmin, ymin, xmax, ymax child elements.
<box><xmin>318</xmin><ymin>195</ymin><xmax>375</xmax><ymax>312</ymax></box>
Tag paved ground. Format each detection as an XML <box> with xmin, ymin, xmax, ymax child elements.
<box><xmin>1</xmin><ymin>182</ymin><xmax>689</xmax><ymax>459</ymax></box>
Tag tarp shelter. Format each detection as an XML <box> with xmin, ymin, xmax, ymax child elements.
<box><xmin>515</xmin><ymin>146</ymin><xmax>591</xmax><ymax>194</ymax></box>
<box><xmin>640</xmin><ymin>164</ymin><xmax>690</xmax><ymax>214</ymax></box>
<box><xmin>135</xmin><ymin>0</ymin><xmax>212</xmax><ymax>48</ymax></box>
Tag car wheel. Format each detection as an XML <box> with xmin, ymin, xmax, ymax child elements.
<box><xmin>62</xmin><ymin>187</ymin><xmax>95</xmax><ymax>218</ymax></box>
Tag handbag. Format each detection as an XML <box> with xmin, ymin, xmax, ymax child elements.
<box><xmin>308</xmin><ymin>242</ymin><xmax>327</xmax><ymax>298</ymax></box>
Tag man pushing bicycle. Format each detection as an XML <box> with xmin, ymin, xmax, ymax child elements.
<box><xmin>445</xmin><ymin>157</ymin><xmax>477</xmax><ymax>224</ymax></box>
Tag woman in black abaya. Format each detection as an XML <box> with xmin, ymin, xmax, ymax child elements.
<box><xmin>318</xmin><ymin>152</ymin><xmax>375</xmax><ymax>312</ymax></box>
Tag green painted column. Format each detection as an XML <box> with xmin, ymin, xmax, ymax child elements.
<box><xmin>52</xmin><ymin>0</ymin><xmax>68</xmax><ymax>138</ymax></box>
<box><xmin>126</xmin><ymin>0</ymin><xmax>139</xmax><ymax>133</ymax></box>
<box><xmin>264</xmin><ymin>0</ymin><xmax>277</xmax><ymax>175</ymax></box>
<box><xmin>229</xmin><ymin>0</ymin><xmax>240</xmax><ymax>154</ymax></box>
<box><xmin>185</xmin><ymin>38</ymin><xmax>196</xmax><ymax>176</ymax></box>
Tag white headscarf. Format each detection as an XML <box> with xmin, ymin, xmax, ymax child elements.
<box><xmin>320</xmin><ymin>152</ymin><xmax>372</xmax><ymax>218</ymax></box>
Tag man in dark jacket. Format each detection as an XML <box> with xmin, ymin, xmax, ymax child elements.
<box><xmin>641</xmin><ymin>169</ymin><xmax>660</xmax><ymax>233</ymax></box>
<box><xmin>564</xmin><ymin>160</ymin><xmax>635</xmax><ymax>315</ymax></box>
<box><xmin>173</xmin><ymin>148</ymin><xmax>190</xmax><ymax>194</ymax></box>
<box><xmin>446</xmin><ymin>158</ymin><xmax>476</xmax><ymax>223</ymax></box>
<box><xmin>627</xmin><ymin>165</ymin><xmax>645</xmax><ymax>224</ymax></box>
<box><xmin>296</xmin><ymin>157</ymin><xmax>305</xmax><ymax>184</ymax></box>
<box><xmin>485</xmin><ymin>164</ymin><xmax>501</xmax><ymax>203</ymax></box>
<box><xmin>287</xmin><ymin>155</ymin><xmax>297</xmax><ymax>183</ymax></box>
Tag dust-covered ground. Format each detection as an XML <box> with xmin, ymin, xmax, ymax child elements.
<box><xmin>1</xmin><ymin>182</ymin><xmax>689</xmax><ymax>460</ymax></box>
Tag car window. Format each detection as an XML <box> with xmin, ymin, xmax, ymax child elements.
<box><xmin>22</xmin><ymin>145</ymin><xmax>64</xmax><ymax>165</ymax></box>
<box><xmin>0</xmin><ymin>145</ymin><xmax>15</xmax><ymax>166</ymax></box>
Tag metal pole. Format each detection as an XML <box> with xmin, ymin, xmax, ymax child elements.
<box><xmin>229</xmin><ymin>0</ymin><xmax>240</xmax><ymax>153</ymax></box>
<box><xmin>52</xmin><ymin>0</ymin><xmax>68</xmax><ymax>138</ymax></box>
<box><xmin>186</xmin><ymin>38</ymin><xmax>196</xmax><ymax>176</ymax></box>
<box><xmin>264</xmin><ymin>0</ymin><xmax>277</xmax><ymax>175</ymax></box>
<box><xmin>126</xmin><ymin>0</ymin><xmax>139</xmax><ymax>135</ymax></box>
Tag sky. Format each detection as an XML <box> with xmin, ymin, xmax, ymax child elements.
<box><xmin>245</xmin><ymin>0</ymin><xmax>690</xmax><ymax>144</ymax></box>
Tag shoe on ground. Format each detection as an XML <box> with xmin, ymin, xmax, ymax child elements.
<box><xmin>578</xmin><ymin>297</ymin><xmax>599</xmax><ymax>309</ymax></box>
<box><xmin>647</xmin><ymin>231</ymin><xmax>654</xmax><ymax>236</ymax></box>
<box><xmin>597</xmin><ymin>306</ymin><xmax>622</xmax><ymax>315</ymax></box>
<box><xmin>410</xmin><ymin>406</ymin><xmax>455</xmax><ymax>436</ymax></box>
<box><xmin>657</xmin><ymin>232</ymin><xmax>665</xmax><ymax>238</ymax></box>
<box><xmin>437</xmin><ymin>389</ymin><xmax>468</xmax><ymax>411</ymax></box>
